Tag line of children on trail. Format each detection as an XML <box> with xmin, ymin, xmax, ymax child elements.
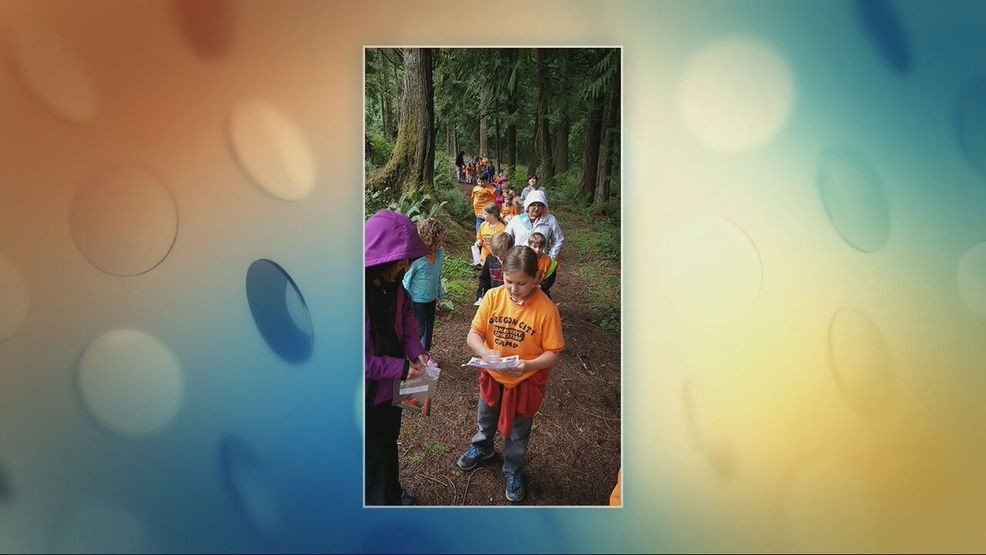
<box><xmin>456</xmin><ymin>152</ymin><xmax>497</xmax><ymax>184</ymax></box>
<box><xmin>365</xmin><ymin>169</ymin><xmax>594</xmax><ymax>505</ymax></box>
<box><xmin>471</xmin><ymin>174</ymin><xmax>561</xmax><ymax>299</ymax></box>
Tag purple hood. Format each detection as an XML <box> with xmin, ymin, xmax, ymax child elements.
<box><xmin>365</xmin><ymin>210</ymin><xmax>428</xmax><ymax>267</ymax></box>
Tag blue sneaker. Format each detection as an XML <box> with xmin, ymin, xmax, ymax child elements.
<box><xmin>457</xmin><ymin>445</ymin><xmax>494</xmax><ymax>471</ymax></box>
<box><xmin>505</xmin><ymin>472</ymin><xmax>525</xmax><ymax>503</ymax></box>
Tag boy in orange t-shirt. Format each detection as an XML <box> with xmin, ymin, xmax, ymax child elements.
<box><xmin>457</xmin><ymin>245</ymin><xmax>565</xmax><ymax>503</ymax></box>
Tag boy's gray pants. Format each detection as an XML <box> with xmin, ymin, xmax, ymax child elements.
<box><xmin>471</xmin><ymin>391</ymin><xmax>533</xmax><ymax>475</ymax></box>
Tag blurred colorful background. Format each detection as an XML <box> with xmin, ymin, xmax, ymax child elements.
<box><xmin>2</xmin><ymin>0</ymin><xmax>986</xmax><ymax>552</ymax></box>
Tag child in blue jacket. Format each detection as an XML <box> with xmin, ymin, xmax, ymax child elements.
<box><xmin>403</xmin><ymin>219</ymin><xmax>446</xmax><ymax>351</ymax></box>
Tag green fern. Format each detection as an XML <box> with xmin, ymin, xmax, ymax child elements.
<box><xmin>386</xmin><ymin>189</ymin><xmax>449</xmax><ymax>224</ymax></box>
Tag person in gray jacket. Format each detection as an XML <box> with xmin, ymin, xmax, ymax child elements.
<box><xmin>504</xmin><ymin>189</ymin><xmax>564</xmax><ymax>261</ymax></box>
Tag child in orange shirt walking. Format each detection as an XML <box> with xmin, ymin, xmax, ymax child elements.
<box><xmin>475</xmin><ymin>203</ymin><xmax>506</xmax><ymax>265</ymax></box>
<box><xmin>471</xmin><ymin>177</ymin><xmax>498</xmax><ymax>234</ymax></box>
<box><xmin>528</xmin><ymin>232</ymin><xmax>558</xmax><ymax>299</ymax></box>
<box><xmin>457</xmin><ymin>245</ymin><xmax>565</xmax><ymax>503</ymax></box>
<box><xmin>502</xmin><ymin>193</ymin><xmax>523</xmax><ymax>220</ymax></box>
<box><xmin>475</xmin><ymin>231</ymin><xmax>514</xmax><ymax>306</ymax></box>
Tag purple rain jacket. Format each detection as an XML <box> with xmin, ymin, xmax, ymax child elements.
<box><xmin>365</xmin><ymin>210</ymin><xmax>429</xmax><ymax>407</ymax></box>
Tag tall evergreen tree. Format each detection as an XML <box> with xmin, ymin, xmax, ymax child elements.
<box><xmin>367</xmin><ymin>48</ymin><xmax>435</xmax><ymax>195</ymax></box>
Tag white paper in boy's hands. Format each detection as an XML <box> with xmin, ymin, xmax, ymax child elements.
<box><xmin>462</xmin><ymin>355</ymin><xmax>520</xmax><ymax>370</ymax></box>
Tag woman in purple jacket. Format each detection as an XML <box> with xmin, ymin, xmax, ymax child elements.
<box><xmin>365</xmin><ymin>210</ymin><xmax>430</xmax><ymax>505</ymax></box>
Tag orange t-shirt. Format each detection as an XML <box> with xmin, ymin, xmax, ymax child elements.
<box><xmin>534</xmin><ymin>253</ymin><xmax>555</xmax><ymax>286</ymax></box>
<box><xmin>471</xmin><ymin>185</ymin><xmax>498</xmax><ymax>217</ymax></box>
<box><xmin>502</xmin><ymin>204</ymin><xmax>522</xmax><ymax>219</ymax></box>
<box><xmin>470</xmin><ymin>287</ymin><xmax>565</xmax><ymax>388</ymax></box>
<box><xmin>476</xmin><ymin>221</ymin><xmax>505</xmax><ymax>263</ymax></box>
<box><xmin>610</xmin><ymin>468</ymin><xmax>622</xmax><ymax>507</ymax></box>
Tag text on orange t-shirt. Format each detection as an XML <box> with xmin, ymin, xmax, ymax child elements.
<box><xmin>470</xmin><ymin>287</ymin><xmax>565</xmax><ymax>388</ymax></box>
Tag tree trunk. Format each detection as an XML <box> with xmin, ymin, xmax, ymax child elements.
<box><xmin>553</xmin><ymin>57</ymin><xmax>572</xmax><ymax>174</ymax></box>
<box><xmin>507</xmin><ymin>119</ymin><xmax>517</xmax><ymax>176</ymax></box>
<box><xmin>479</xmin><ymin>84</ymin><xmax>490</xmax><ymax>157</ymax></box>
<box><xmin>507</xmin><ymin>122</ymin><xmax>516</xmax><ymax>176</ymax></box>
<box><xmin>372</xmin><ymin>51</ymin><xmax>386</xmax><ymax>137</ymax></box>
<box><xmin>495</xmin><ymin>115</ymin><xmax>502</xmax><ymax>169</ymax></box>
<box><xmin>451</xmin><ymin>128</ymin><xmax>458</xmax><ymax>162</ymax></box>
<box><xmin>604</xmin><ymin>137</ymin><xmax>618</xmax><ymax>200</ymax></box>
<box><xmin>506</xmin><ymin>49</ymin><xmax>518</xmax><ymax>176</ymax></box>
<box><xmin>579</xmin><ymin>87</ymin><xmax>604</xmax><ymax>201</ymax></box>
<box><xmin>538</xmin><ymin>114</ymin><xmax>552</xmax><ymax>181</ymax></box>
<box><xmin>595</xmin><ymin>76</ymin><xmax>620</xmax><ymax>204</ymax></box>
<box><xmin>552</xmin><ymin>51</ymin><xmax>571</xmax><ymax>175</ymax></box>
<box><xmin>553</xmin><ymin>117</ymin><xmax>569</xmax><ymax>175</ymax></box>
<box><xmin>367</xmin><ymin>48</ymin><xmax>435</xmax><ymax>196</ymax></box>
<box><xmin>527</xmin><ymin>119</ymin><xmax>539</xmax><ymax>179</ymax></box>
<box><xmin>535</xmin><ymin>49</ymin><xmax>553</xmax><ymax>183</ymax></box>
<box><xmin>392</xmin><ymin>52</ymin><xmax>403</xmax><ymax>123</ymax></box>
<box><xmin>380</xmin><ymin>49</ymin><xmax>395</xmax><ymax>141</ymax></box>
<box><xmin>479</xmin><ymin>116</ymin><xmax>488</xmax><ymax>157</ymax></box>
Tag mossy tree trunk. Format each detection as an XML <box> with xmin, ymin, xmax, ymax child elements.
<box><xmin>367</xmin><ymin>48</ymin><xmax>435</xmax><ymax>196</ymax></box>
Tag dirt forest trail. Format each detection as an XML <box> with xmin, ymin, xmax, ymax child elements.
<box><xmin>397</xmin><ymin>179</ymin><xmax>622</xmax><ymax>506</ymax></box>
